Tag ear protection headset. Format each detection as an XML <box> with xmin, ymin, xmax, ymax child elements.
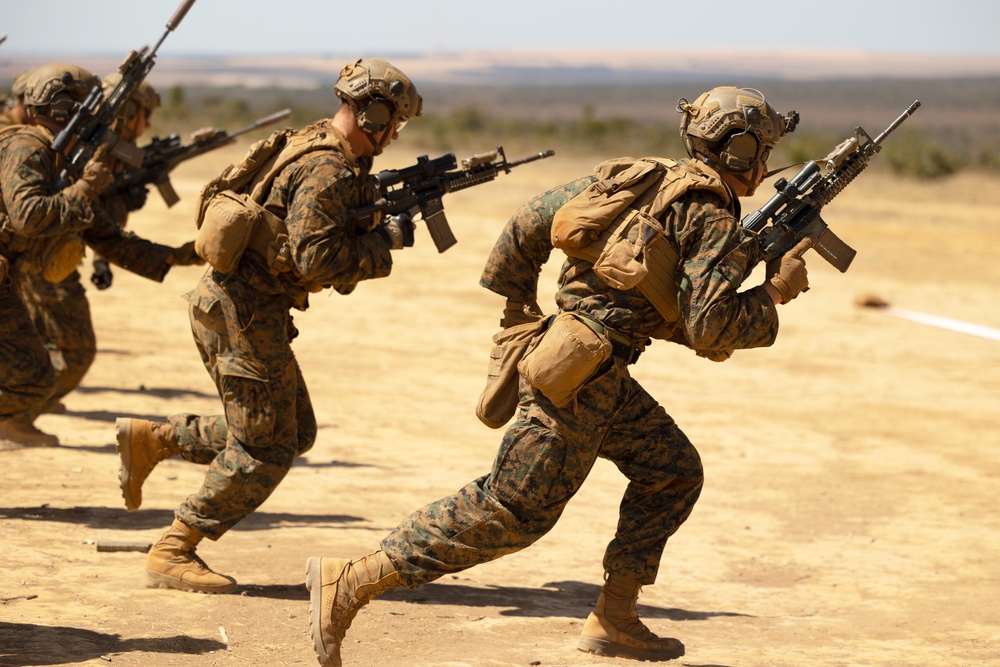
<box><xmin>355</xmin><ymin>95</ymin><xmax>394</xmax><ymax>134</ymax></box>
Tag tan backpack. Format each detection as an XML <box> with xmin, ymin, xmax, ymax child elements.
<box><xmin>194</xmin><ymin>124</ymin><xmax>349</xmax><ymax>281</ymax></box>
<box><xmin>552</xmin><ymin>157</ymin><xmax>730</xmax><ymax>323</ymax></box>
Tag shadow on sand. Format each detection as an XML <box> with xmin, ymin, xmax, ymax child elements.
<box><xmin>0</xmin><ymin>621</ymin><xmax>225</xmax><ymax>666</ymax></box>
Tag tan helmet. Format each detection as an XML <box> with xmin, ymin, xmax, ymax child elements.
<box><xmin>677</xmin><ymin>86</ymin><xmax>797</xmax><ymax>173</ymax></box>
<box><xmin>22</xmin><ymin>62</ymin><xmax>100</xmax><ymax>123</ymax></box>
<box><xmin>103</xmin><ymin>72</ymin><xmax>161</xmax><ymax>122</ymax></box>
<box><xmin>334</xmin><ymin>57</ymin><xmax>422</xmax><ymax>135</ymax></box>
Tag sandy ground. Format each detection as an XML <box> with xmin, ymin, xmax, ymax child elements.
<box><xmin>1</xmin><ymin>142</ymin><xmax>998</xmax><ymax>667</ymax></box>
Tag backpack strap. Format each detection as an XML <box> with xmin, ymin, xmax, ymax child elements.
<box><xmin>558</xmin><ymin>158</ymin><xmax>730</xmax><ymax>325</ymax></box>
<box><xmin>241</xmin><ymin>126</ymin><xmax>352</xmax><ymax>270</ymax></box>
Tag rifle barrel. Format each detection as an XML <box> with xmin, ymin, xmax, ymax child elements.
<box><xmin>239</xmin><ymin>108</ymin><xmax>292</xmax><ymax>135</ymax></box>
<box><xmin>507</xmin><ymin>149</ymin><xmax>555</xmax><ymax>169</ymax></box>
<box><xmin>874</xmin><ymin>100</ymin><xmax>921</xmax><ymax>147</ymax></box>
<box><xmin>152</xmin><ymin>0</ymin><xmax>197</xmax><ymax>54</ymax></box>
<box><xmin>167</xmin><ymin>0</ymin><xmax>197</xmax><ymax>31</ymax></box>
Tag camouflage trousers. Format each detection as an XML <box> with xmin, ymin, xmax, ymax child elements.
<box><xmin>382</xmin><ymin>353</ymin><xmax>704</xmax><ymax>587</ymax></box>
<box><xmin>0</xmin><ymin>279</ymin><xmax>57</xmax><ymax>419</ymax></box>
<box><xmin>17</xmin><ymin>270</ymin><xmax>96</xmax><ymax>416</ymax></box>
<box><xmin>168</xmin><ymin>270</ymin><xmax>316</xmax><ymax>540</ymax></box>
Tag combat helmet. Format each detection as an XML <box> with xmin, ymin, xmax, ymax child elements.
<box><xmin>103</xmin><ymin>72</ymin><xmax>161</xmax><ymax>123</ymax></box>
<box><xmin>334</xmin><ymin>57</ymin><xmax>421</xmax><ymax>152</ymax></box>
<box><xmin>21</xmin><ymin>62</ymin><xmax>100</xmax><ymax>123</ymax></box>
<box><xmin>677</xmin><ymin>86</ymin><xmax>797</xmax><ymax>173</ymax></box>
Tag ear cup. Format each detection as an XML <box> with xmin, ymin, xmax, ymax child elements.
<box><xmin>718</xmin><ymin>131</ymin><xmax>760</xmax><ymax>171</ymax></box>
<box><xmin>356</xmin><ymin>98</ymin><xmax>392</xmax><ymax>133</ymax></box>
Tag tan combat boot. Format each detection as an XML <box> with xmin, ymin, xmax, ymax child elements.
<box><xmin>0</xmin><ymin>414</ymin><xmax>59</xmax><ymax>449</ymax></box>
<box><xmin>305</xmin><ymin>551</ymin><xmax>401</xmax><ymax>667</ymax></box>
<box><xmin>115</xmin><ymin>418</ymin><xmax>181</xmax><ymax>511</ymax></box>
<box><xmin>577</xmin><ymin>572</ymin><xmax>685</xmax><ymax>661</ymax></box>
<box><xmin>145</xmin><ymin>519</ymin><xmax>237</xmax><ymax>594</ymax></box>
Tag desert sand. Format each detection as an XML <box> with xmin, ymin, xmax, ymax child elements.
<box><xmin>1</xmin><ymin>143</ymin><xmax>998</xmax><ymax>667</ymax></box>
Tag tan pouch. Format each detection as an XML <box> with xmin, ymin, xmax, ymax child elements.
<box><xmin>39</xmin><ymin>235</ymin><xmax>85</xmax><ymax>282</ymax></box>
<box><xmin>476</xmin><ymin>318</ymin><xmax>546</xmax><ymax>429</ymax></box>
<box><xmin>195</xmin><ymin>190</ymin><xmax>260</xmax><ymax>273</ymax></box>
<box><xmin>516</xmin><ymin>312</ymin><xmax>612</xmax><ymax>408</ymax></box>
<box><xmin>592</xmin><ymin>209</ymin><xmax>666</xmax><ymax>291</ymax></box>
<box><xmin>551</xmin><ymin>158</ymin><xmax>664</xmax><ymax>250</ymax></box>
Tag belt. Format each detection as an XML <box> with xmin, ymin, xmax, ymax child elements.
<box><xmin>573</xmin><ymin>312</ymin><xmax>644</xmax><ymax>364</ymax></box>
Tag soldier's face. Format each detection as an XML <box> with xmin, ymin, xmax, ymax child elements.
<box><xmin>366</xmin><ymin>122</ymin><xmax>400</xmax><ymax>157</ymax></box>
<box><xmin>721</xmin><ymin>157</ymin><xmax>767</xmax><ymax>197</ymax></box>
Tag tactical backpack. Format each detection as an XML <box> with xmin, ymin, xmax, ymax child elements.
<box><xmin>551</xmin><ymin>157</ymin><xmax>731</xmax><ymax>323</ymax></box>
<box><xmin>194</xmin><ymin>124</ymin><xmax>349</xmax><ymax>286</ymax></box>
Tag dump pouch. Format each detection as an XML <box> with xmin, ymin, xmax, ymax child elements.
<box><xmin>516</xmin><ymin>312</ymin><xmax>612</xmax><ymax>408</ymax></box>
<box><xmin>475</xmin><ymin>317</ymin><xmax>547</xmax><ymax>428</ymax></box>
<box><xmin>195</xmin><ymin>190</ymin><xmax>260</xmax><ymax>274</ymax></box>
<box><xmin>39</xmin><ymin>235</ymin><xmax>85</xmax><ymax>282</ymax></box>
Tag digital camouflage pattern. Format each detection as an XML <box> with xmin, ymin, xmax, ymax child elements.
<box><xmin>383</xmin><ymin>157</ymin><xmax>779</xmax><ymax>586</ymax></box>
<box><xmin>168</xmin><ymin>273</ymin><xmax>313</xmax><ymax>539</ymax></box>
<box><xmin>0</xmin><ymin>282</ymin><xmax>56</xmax><ymax>419</ymax></box>
<box><xmin>12</xmin><ymin>151</ymin><xmax>187</xmax><ymax>416</ymax></box>
<box><xmin>0</xmin><ymin>125</ymin><xmax>92</xmax><ymax>419</ymax></box>
<box><xmin>16</xmin><ymin>269</ymin><xmax>93</xmax><ymax>417</ymax></box>
<box><xmin>228</xmin><ymin>121</ymin><xmax>392</xmax><ymax>310</ymax></box>
<box><xmin>161</xmin><ymin>125</ymin><xmax>395</xmax><ymax>540</ymax></box>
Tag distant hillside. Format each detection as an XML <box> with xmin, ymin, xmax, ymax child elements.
<box><xmin>3</xmin><ymin>49</ymin><xmax>1000</xmax><ymax>90</ymax></box>
<box><xmin>3</xmin><ymin>51</ymin><xmax>997</xmax><ymax>176</ymax></box>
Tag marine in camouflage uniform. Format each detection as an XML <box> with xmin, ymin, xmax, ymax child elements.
<box><xmin>0</xmin><ymin>71</ymin><xmax>30</xmax><ymax>128</ymax></box>
<box><xmin>305</xmin><ymin>87</ymin><xmax>814</xmax><ymax>667</ymax></box>
<box><xmin>0</xmin><ymin>64</ymin><xmax>114</xmax><ymax>449</ymax></box>
<box><xmin>14</xmin><ymin>74</ymin><xmax>201</xmax><ymax>418</ymax></box>
<box><xmin>114</xmin><ymin>58</ymin><xmax>422</xmax><ymax>595</ymax></box>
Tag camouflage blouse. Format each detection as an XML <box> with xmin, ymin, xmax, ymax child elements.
<box><xmin>480</xmin><ymin>158</ymin><xmax>779</xmax><ymax>358</ymax></box>
<box><xmin>0</xmin><ymin>126</ymin><xmax>93</xmax><ymax>245</ymax></box>
<box><xmin>233</xmin><ymin>125</ymin><xmax>393</xmax><ymax>309</ymax></box>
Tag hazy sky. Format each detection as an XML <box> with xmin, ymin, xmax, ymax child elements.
<box><xmin>1</xmin><ymin>0</ymin><xmax>997</xmax><ymax>57</ymax></box>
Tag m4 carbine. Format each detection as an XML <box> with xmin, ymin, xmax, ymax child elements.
<box><xmin>115</xmin><ymin>108</ymin><xmax>292</xmax><ymax>207</ymax></box>
<box><xmin>51</xmin><ymin>0</ymin><xmax>197</xmax><ymax>189</ymax></box>
<box><xmin>742</xmin><ymin>100</ymin><xmax>921</xmax><ymax>272</ymax></box>
<box><xmin>349</xmin><ymin>147</ymin><xmax>555</xmax><ymax>252</ymax></box>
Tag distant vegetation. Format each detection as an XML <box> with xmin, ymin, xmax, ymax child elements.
<box><xmin>96</xmin><ymin>77</ymin><xmax>1000</xmax><ymax>180</ymax></box>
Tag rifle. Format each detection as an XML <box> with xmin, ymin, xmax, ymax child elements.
<box><xmin>51</xmin><ymin>0</ymin><xmax>196</xmax><ymax>190</ymax></box>
<box><xmin>349</xmin><ymin>146</ymin><xmax>556</xmax><ymax>252</ymax></box>
<box><xmin>741</xmin><ymin>100</ymin><xmax>921</xmax><ymax>272</ymax></box>
<box><xmin>115</xmin><ymin>108</ymin><xmax>292</xmax><ymax>207</ymax></box>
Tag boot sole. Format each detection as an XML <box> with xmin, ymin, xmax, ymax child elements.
<box><xmin>145</xmin><ymin>570</ymin><xmax>237</xmax><ymax>594</ymax></box>
<box><xmin>577</xmin><ymin>636</ymin><xmax>685</xmax><ymax>662</ymax></box>
<box><xmin>115</xmin><ymin>418</ymin><xmax>140</xmax><ymax>512</ymax></box>
<box><xmin>305</xmin><ymin>557</ymin><xmax>335</xmax><ymax>666</ymax></box>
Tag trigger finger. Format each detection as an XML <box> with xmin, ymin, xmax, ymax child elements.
<box><xmin>792</xmin><ymin>236</ymin><xmax>814</xmax><ymax>256</ymax></box>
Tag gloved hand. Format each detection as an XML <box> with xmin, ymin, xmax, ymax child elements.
<box><xmin>168</xmin><ymin>241</ymin><xmax>205</xmax><ymax>266</ymax></box>
<box><xmin>71</xmin><ymin>148</ymin><xmax>115</xmax><ymax>200</ymax></box>
<box><xmin>375</xmin><ymin>214</ymin><xmax>415</xmax><ymax>250</ymax></box>
<box><xmin>500</xmin><ymin>298</ymin><xmax>543</xmax><ymax>328</ymax></box>
<box><xmin>90</xmin><ymin>257</ymin><xmax>113</xmax><ymax>290</ymax></box>
<box><xmin>765</xmin><ymin>237</ymin><xmax>813</xmax><ymax>304</ymax></box>
<box><xmin>121</xmin><ymin>184</ymin><xmax>149</xmax><ymax>212</ymax></box>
